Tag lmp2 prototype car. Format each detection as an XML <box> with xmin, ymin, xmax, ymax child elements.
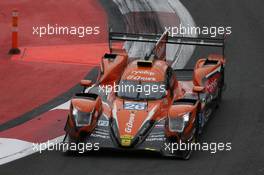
<box><xmin>63</xmin><ymin>30</ymin><xmax>226</xmax><ymax>159</ymax></box>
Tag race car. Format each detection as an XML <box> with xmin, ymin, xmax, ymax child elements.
<box><xmin>63</xmin><ymin>30</ymin><xmax>226</xmax><ymax>159</ymax></box>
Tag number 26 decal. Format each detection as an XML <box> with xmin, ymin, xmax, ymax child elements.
<box><xmin>124</xmin><ymin>102</ymin><xmax>147</xmax><ymax>110</ymax></box>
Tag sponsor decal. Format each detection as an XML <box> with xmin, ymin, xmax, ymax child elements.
<box><xmin>127</xmin><ymin>75</ymin><xmax>156</xmax><ymax>81</ymax></box>
<box><xmin>91</xmin><ymin>128</ymin><xmax>110</xmax><ymax>139</ymax></box>
<box><xmin>94</xmin><ymin>130</ymin><xmax>109</xmax><ymax>136</ymax></box>
<box><xmin>146</xmin><ymin>138</ymin><xmax>165</xmax><ymax>142</ymax></box>
<box><xmin>127</xmin><ymin>70</ymin><xmax>156</xmax><ymax>81</ymax></box>
<box><xmin>154</xmin><ymin>124</ymin><xmax>164</xmax><ymax>128</ymax></box>
<box><xmin>146</xmin><ymin>133</ymin><xmax>165</xmax><ymax>142</ymax></box>
<box><xmin>131</xmin><ymin>70</ymin><xmax>155</xmax><ymax>76</ymax></box>
<box><xmin>91</xmin><ymin>133</ymin><xmax>110</xmax><ymax>139</ymax></box>
<box><xmin>120</xmin><ymin>135</ymin><xmax>133</xmax><ymax>147</ymax></box>
<box><xmin>98</xmin><ymin>120</ymin><xmax>109</xmax><ymax>126</ymax></box>
<box><xmin>149</xmin><ymin>134</ymin><xmax>165</xmax><ymax>138</ymax></box>
<box><xmin>125</xmin><ymin>112</ymin><xmax>136</xmax><ymax>133</ymax></box>
<box><xmin>206</xmin><ymin>74</ymin><xmax>220</xmax><ymax>93</ymax></box>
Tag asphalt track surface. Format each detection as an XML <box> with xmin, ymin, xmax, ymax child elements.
<box><xmin>1</xmin><ymin>0</ymin><xmax>264</xmax><ymax>174</ymax></box>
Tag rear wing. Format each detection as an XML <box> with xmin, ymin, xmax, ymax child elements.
<box><xmin>108</xmin><ymin>30</ymin><xmax>226</xmax><ymax>59</ymax></box>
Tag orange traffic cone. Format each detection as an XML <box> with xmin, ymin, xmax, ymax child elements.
<box><xmin>9</xmin><ymin>9</ymin><xmax>21</xmax><ymax>55</ymax></box>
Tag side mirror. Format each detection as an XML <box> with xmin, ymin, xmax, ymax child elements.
<box><xmin>193</xmin><ymin>86</ymin><xmax>205</xmax><ymax>93</ymax></box>
<box><xmin>80</xmin><ymin>80</ymin><xmax>93</xmax><ymax>87</ymax></box>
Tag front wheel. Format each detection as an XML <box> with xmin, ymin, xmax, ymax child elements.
<box><xmin>181</xmin><ymin>122</ymin><xmax>199</xmax><ymax>160</ymax></box>
<box><xmin>179</xmin><ymin>136</ymin><xmax>197</xmax><ymax>160</ymax></box>
<box><xmin>62</xmin><ymin>133</ymin><xmax>79</xmax><ymax>154</ymax></box>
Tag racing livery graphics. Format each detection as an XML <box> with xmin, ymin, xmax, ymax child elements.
<box><xmin>63</xmin><ymin>30</ymin><xmax>226</xmax><ymax>159</ymax></box>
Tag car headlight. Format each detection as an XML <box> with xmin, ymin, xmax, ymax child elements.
<box><xmin>169</xmin><ymin>113</ymin><xmax>190</xmax><ymax>133</ymax></box>
<box><xmin>72</xmin><ymin>107</ymin><xmax>93</xmax><ymax>127</ymax></box>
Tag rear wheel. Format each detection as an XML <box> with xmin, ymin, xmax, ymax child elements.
<box><xmin>216</xmin><ymin>70</ymin><xmax>225</xmax><ymax>107</ymax></box>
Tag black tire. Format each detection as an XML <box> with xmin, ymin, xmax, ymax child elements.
<box><xmin>195</xmin><ymin>113</ymin><xmax>201</xmax><ymax>139</ymax></box>
<box><xmin>62</xmin><ymin>134</ymin><xmax>79</xmax><ymax>155</ymax></box>
<box><xmin>180</xmin><ymin>136</ymin><xmax>196</xmax><ymax>160</ymax></box>
<box><xmin>216</xmin><ymin>70</ymin><xmax>225</xmax><ymax>107</ymax></box>
<box><xmin>180</xmin><ymin>118</ymin><xmax>199</xmax><ymax>160</ymax></box>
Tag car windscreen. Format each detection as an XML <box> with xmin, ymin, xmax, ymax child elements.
<box><xmin>117</xmin><ymin>80</ymin><xmax>166</xmax><ymax>100</ymax></box>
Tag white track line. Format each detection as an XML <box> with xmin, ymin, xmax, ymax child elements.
<box><xmin>51</xmin><ymin>100</ymin><xmax>71</xmax><ymax>111</ymax></box>
<box><xmin>0</xmin><ymin>136</ymin><xmax>64</xmax><ymax>165</ymax></box>
<box><xmin>0</xmin><ymin>100</ymin><xmax>69</xmax><ymax>165</ymax></box>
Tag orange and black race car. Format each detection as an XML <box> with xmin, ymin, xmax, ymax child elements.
<box><xmin>63</xmin><ymin>30</ymin><xmax>226</xmax><ymax>159</ymax></box>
